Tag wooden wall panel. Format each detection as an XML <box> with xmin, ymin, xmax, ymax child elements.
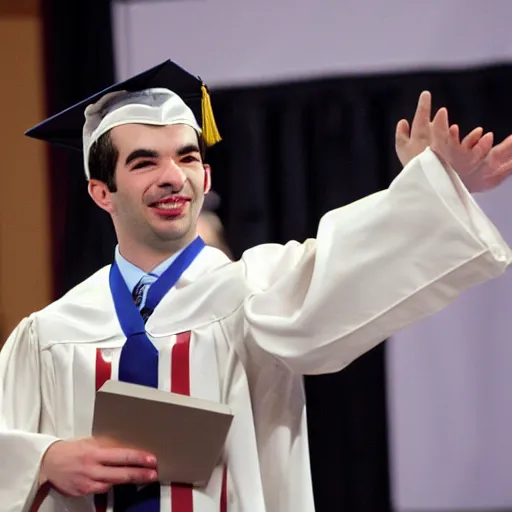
<box><xmin>0</xmin><ymin>0</ymin><xmax>39</xmax><ymax>17</ymax></box>
<box><xmin>0</xmin><ymin>5</ymin><xmax>51</xmax><ymax>342</ymax></box>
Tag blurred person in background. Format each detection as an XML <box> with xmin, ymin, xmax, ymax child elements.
<box><xmin>197</xmin><ymin>190</ymin><xmax>233</xmax><ymax>259</ymax></box>
<box><xmin>1</xmin><ymin>58</ymin><xmax>512</xmax><ymax>512</ymax></box>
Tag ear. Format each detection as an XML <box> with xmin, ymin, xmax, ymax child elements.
<box><xmin>203</xmin><ymin>164</ymin><xmax>212</xmax><ymax>194</ymax></box>
<box><xmin>88</xmin><ymin>179</ymin><xmax>115</xmax><ymax>214</ymax></box>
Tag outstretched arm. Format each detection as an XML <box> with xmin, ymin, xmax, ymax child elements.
<box><xmin>241</xmin><ymin>93</ymin><xmax>512</xmax><ymax>375</ymax></box>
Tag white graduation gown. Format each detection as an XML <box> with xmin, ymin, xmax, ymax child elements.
<box><xmin>1</xmin><ymin>148</ymin><xmax>511</xmax><ymax>512</ymax></box>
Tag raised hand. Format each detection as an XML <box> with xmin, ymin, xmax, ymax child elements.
<box><xmin>39</xmin><ymin>437</ymin><xmax>158</xmax><ymax>497</ymax></box>
<box><xmin>395</xmin><ymin>91</ymin><xmax>491</xmax><ymax>169</ymax></box>
<box><xmin>395</xmin><ymin>90</ymin><xmax>512</xmax><ymax>192</ymax></box>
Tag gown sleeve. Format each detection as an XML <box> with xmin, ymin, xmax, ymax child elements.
<box><xmin>241</xmin><ymin>148</ymin><xmax>512</xmax><ymax>375</ymax></box>
<box><xmin>0</xmin><ymin>316</ymin><xmax>60</xmax><ymax>512</ymax></box>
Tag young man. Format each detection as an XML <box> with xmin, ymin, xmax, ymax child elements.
<box><xmin>1</xmin><ymin>58</ymin><xmax>512</xmax><ymax>512</ymax></box>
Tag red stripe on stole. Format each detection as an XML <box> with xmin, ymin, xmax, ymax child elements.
<box><xmin>94</xmin><ymin>348</ymin><xmax>112</xmax><ymax>512</ymax></box>
<box><xmin>170</xmin><ymin>332</ymin><xmax>229</xmax><ymax>512</ymax></box>
<box><xmin>30</xmin><ymin>482</ymin><xmax>51</xmax><ymax>512</ymax></box>
<box><xmin>220</xmin><ymin>464</ymin><xmax>228</xmax><ymax>512</ymax></box>
<box><xmin>171</xmin><ymin>332</ymin><xmax>194</xmax><ymax>512</ymax></box>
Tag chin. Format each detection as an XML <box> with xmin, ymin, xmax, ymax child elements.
<box><xmin>147</xmin><ymin>213</ymin><xmax>195</xmax><ymax>245</ymax></box>
<box><xmin>153</xmin><ymin>226</ymin><xmax>194</xmax><ymax>245</ymax></box>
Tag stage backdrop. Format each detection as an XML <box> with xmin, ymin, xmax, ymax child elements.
<box><xmin>109</xmin><ymin>1</ymin><xmax>512</xmax><ymax>510</ymax></box>
<box><xmin>112</xmin><ymin>0</ymin><xmax>512</xmax><ymax>87</ymax></box>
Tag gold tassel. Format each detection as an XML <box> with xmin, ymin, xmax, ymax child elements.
<box><xmin>201</xmin><ymin>84</ymin><xmax>222</xmax><ymax>146</ymax></box>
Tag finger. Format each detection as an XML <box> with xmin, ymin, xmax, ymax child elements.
<box><xmin>91</xmin><ymin>465</ymin><xmax>158</xmax><ymax>486</ymax></box>
<box><xmin>472</xmin><ymin>132</ymin><xmax>494</xmax><ymax>160</ymax></box>
<box><xmin>95</xmin><ymin>448</ymin><xmax>157</xmax><ymax>468</ymax></box>
<box><xmin>492</xmin><ymin>133</ymin><xmax>512</xmax><ymax>161</ymax></box>
<box><xmin>395</xmin><ymin>119</ymin><xmax>410</xmax><ymax>146</ymax></box>
<box><xmin>461</xmin><ymin>127</ymin><xmax>484</xmax><ymax>150</ymax></box>
<box><xmin>432</xmin><ymin>107</ymin><xmax>450</xmax><ymax>140</ymax></box>
<box><xmin>410</xmin><ymin>91</ymin><xmax>432</xmax><ymax>139</ymax></box>
<box><xmin>87</xmin><ymin>480</ymin><xmax>113</xmax><ymax>495</ymax></box>
<box><xmin>72</xmin><ymin>479</ymin><xmax>112</xmax><ymax>497</ymax></box>
<box><xmin>449</xmin><ymin>124</ymin><xmax>460</xmax><ymax>145</ymax></box>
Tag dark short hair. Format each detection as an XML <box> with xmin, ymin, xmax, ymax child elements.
<box><xmin>88</xmin><ymin>127</ymin><xmax>207</xmax><ymax>193</ymax></box>
<box><xmin>88</xmin><ymin>131</ymin><xmax>119</xmax><ymax>192</ymax></box>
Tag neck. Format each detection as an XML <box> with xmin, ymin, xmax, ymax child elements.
<box><xmin>117</xmin><ymin>233</ymin><xmax>196</xmax><ymax>273</ymax></box>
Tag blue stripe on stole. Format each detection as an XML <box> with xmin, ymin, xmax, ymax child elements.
<box><xmin>108</xmin><ymin>236</ymin><xmax>205</xmax><ymax>512</ymax></box>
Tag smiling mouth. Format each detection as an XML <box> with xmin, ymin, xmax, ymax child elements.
<box><xmin>150</xmin><ymin>197</ymin><xmax>191</xmax><ymax>216</ymax></box>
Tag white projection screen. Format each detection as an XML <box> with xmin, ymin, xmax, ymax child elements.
<box><xmin>111</xmin><ymin>1</ymin><xmax>512</xmax><ymax>509</ymax></box>
<box><xmin>112</xmin><ymin>0</ymin><xmax>512</xmax><ymax>86</ymax></box>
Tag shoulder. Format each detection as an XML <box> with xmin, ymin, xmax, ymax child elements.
<box><xmin>32</xmin><ymin>265</ymin><xmax>120</xmax><ymax>348</ymax></box>
<box><xmin>42</xmin><ymin>265</ymin><xmax>112</xmax><ymax>313</ymax></box>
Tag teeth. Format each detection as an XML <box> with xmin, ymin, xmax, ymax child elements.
<box><xmin>155</xmin><ymin>202</ymin><xmax>181</xmax><ymax>209</ymax></box>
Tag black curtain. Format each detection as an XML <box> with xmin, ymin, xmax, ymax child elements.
<box><xmin>41</xmin><ymin>3</ymin><xmax>512</xmax><ymax>509</ymax></box>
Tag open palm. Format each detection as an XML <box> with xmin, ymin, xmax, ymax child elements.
<box><xmin>395</xmin><ymin>91</ymin><xmax>512</xmax><ymax>192</ymax></box>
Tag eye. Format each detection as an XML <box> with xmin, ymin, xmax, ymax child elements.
<box><xmin>181</xmin><ymin>155</ymin><xmax>200</xmax><ymax>163</ymax></box>
<box><xmin>132</xmin><ymin>160</ymin><xmax>154</xmax><ymax>170</ymax></box>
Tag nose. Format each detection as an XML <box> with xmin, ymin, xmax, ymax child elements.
<box><xmin>158</xmin><ymin>158</ymin><xmax>186</xmax><ymax>191</ymax></box>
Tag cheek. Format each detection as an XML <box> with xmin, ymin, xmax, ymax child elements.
<box><xmin>186</xmin><ymin>168</ymin><xmax>207</xmax><ymax>195</ymax></box>
<box><xmin>122</xmin><ymin>175</ymin><xmax>152</xmax><ymax>201</ymax></box>
<box><xmin>112</xmin><ymin>183</ymin><xmax>146</xmax><ymax>214</ymax></box>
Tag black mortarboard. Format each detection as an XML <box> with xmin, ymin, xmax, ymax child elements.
<box><xmin>24</xmin><ymin>59</ymin><xmax>221</xmax><ymax>153</ymax></box>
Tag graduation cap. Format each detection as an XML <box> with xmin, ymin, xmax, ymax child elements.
<box><xmin>25</xmin><ymin>59</ymin><xmax>222</xmax><ymax>179</ymax></box>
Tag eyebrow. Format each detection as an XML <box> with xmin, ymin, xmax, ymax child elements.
<box><xmin>125</xmin><ymin>149</ymin><xmax>159</xmax><ymax>166</ymax></box>
<box><xmin>176</xmin><ymin>143</ymin><xmax>201</xmax><ymax>157</ymax></box>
